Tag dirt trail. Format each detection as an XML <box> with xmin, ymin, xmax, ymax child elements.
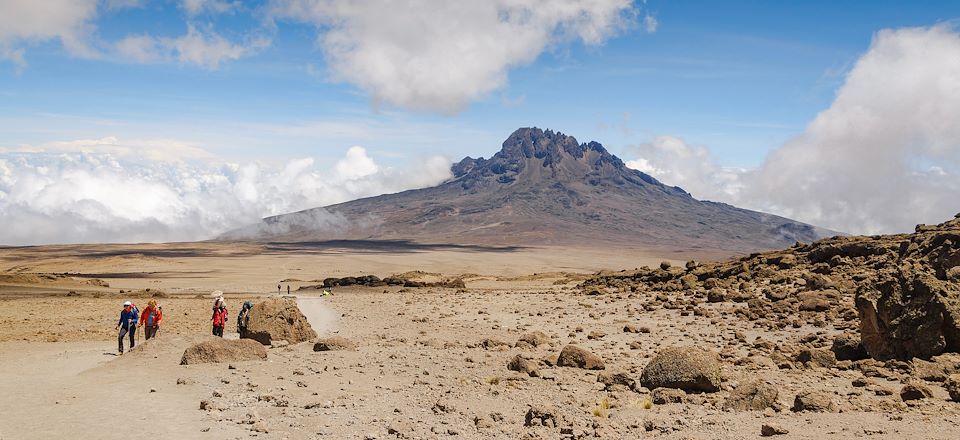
<box><xmin>0</xmin><ymin>338</ymin><xmax>246</xmax><ymax>439</ymax></box>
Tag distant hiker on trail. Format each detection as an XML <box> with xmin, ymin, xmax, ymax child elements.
<box><xmin>277</xmin><ymin>284</ymin><xmax>281</xmax><ymax>295</ymax></box>
<box><xmin>237</xmin><ymin>301</ymin><xmax>253</xmax><ymax>338</ymax></box>
<box><xmin>287</xmin><ymin>285</ymin><xmax>290</xmax><ymax>295</ymax></box>
<box><xmin>116</xmin><ymin>300</ymin><xmax>139</xmax><ymax>354</ymax></box>
<box><xmin>139</xmin><ymin>299</ymin><xmax>163</xmax><ymax>340</ymax></box>
<box><xmin>211</xmin><ymin>298</ymin><xmax>228</xmax><ymax>337</ymax></box>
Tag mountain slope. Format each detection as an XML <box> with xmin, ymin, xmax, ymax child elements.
<box><xmin>232</xmin><ymin>128</ymin><xmax>834</xmax><ymax>253</ymax></box>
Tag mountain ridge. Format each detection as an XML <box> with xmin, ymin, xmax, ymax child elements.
<box><xmin>227</xmin><ymin>127</ymin><xmax>834</xmax><ymax>254</ymax></box>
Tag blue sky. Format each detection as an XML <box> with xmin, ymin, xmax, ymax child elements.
<box><xmin>1</xmin><ymin>0</ymin><xmax>960</xmax><ymax>244</ymax></box>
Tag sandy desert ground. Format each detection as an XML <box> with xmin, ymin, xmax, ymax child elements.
<box><xmin>1</xmin><ymin>240</ymin><xmax>959</xmax><ymax>439</ymax></box>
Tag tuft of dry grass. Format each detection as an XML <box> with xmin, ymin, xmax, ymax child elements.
<box><xmin>485</xmin><ymin>376</ymin><xmax>500</xmax><ymax>385</ymax></box>
<box><xmin>591</xmin><ymin>396</ymin><xmax>611</xmax><ymax>418</ymax></box>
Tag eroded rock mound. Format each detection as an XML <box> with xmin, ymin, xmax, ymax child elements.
<box><xmin>180</xmin><ymin>338</ymin><xmax>267</xmax><ymax>365</ymax></box>
<box><xmin>640</xmin><ymin>346</ymin><xmax>722</xmax><ymax>392</ymax></box>
<box><xmin>856</xmin><ymin>270</ymin><xmax>960</xmax><ymax>360</ymax></box>
<box><xmin>243</xmin><ymin>298</ymin><xmax>318</xmax><ymax>346</ymax></box>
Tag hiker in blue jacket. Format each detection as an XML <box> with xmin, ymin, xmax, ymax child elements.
<box><xmin>116</xmin><ymin>300</ymin><xmax>139</xmax><ymax>354</ymax></box>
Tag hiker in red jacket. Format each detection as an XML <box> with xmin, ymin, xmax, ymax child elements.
<box><xmin>211</xmin><ymin>298</ymin><xmax>228</xmax><ymax>337</ymax></box>
<box><xmin>139</xmin><ymin>299</ymin><xmax>163</xmax><ymax>340</ymax></box>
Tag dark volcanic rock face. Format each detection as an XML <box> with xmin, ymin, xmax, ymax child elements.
<box><xmin>237</xmin><ymin>127</ymin><xmax>832</xmax><ymax>253</ymax></box>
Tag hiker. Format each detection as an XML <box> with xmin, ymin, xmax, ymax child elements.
<box><xmin>211</xmin><ymin>298</ymin><xmax>228</xmax><ymax>337</ymax></box>
<box><xmin>237</xmin><ymin>301</ymin><xmax>253</xmax><ymax>338</ymax></box>
<box><xmin>116</xmin><ymin>300</ymin><xmax>139</xmax><ymax>354</ymax></box>
<box><xmin>287</xmin><ymin>285</ymin><xmax>290</xmax><ymax>295</ymax></box>
<box><xmin>139</xmin><ymin>299</ymin><xmax>163</xmax><ymax>340</ymax></box>
<box><xmin>277</xmin><ymin>284</ymin><xmax>281</xmax><ymax>295</ymax></box>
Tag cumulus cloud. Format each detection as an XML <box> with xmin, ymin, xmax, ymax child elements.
<box><xmin>0</xmin><ymin>0</ymin><xmax>100</xmax><ymax>67</ymax></box>
<box><xmin>115</xmin><ymin>25</ymin><xmax>269</xmax><ymax>69</ymax></box>
<box><xmin>625</xmin><ymin>25</ymin><xmax>960</xmax><ymax>235</ymax></box>
<box><xmin>268</xmin><ymin>0</ymin><xmax>637</xmax><ymax>112</ymax></box>
<box><xmin>0</xmin><ymin>140</ymin><xmax>452</xmax><ymax>245</ymax></box>
<box><xmin>172</xmin><ymin>25</ymin><xmax>269</xmax><ymax>69</ymax></box>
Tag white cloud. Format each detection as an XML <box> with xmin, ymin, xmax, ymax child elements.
<box><xmin>172</xmin><ymin>25</ymin><xmax>269</xmax><ymax>69</ymax></box>
<box><xmin>643</xmin><ymin>14</ymin><xmax>658</xmax><ymax>33</ymax></box>
<box><xmin>625</xmin><ymin>25</ymin><xmax>960</xmax><ymax>235</ymax></box>
<box><xmin>181</xmin><ymin>0</ymin><xmax>239</xmax><ymax>16</ymax></box>
<box><xmin>0</xmin><ymin>140</ymin><xmax>452</xmax><ymax>245</ymax></box>
<box><xmin>115</xmin><ymin>34</ymin><xmax>167</xmax><ymax>63</ymax></box>
<box><xmin>268</xmin><ymin>0</ymin><xmax>637</xmax><ymax>113</ymax></box>
<box><xmin>114</xmin><ymin>26</ymin><xmax>270</xmax><ymax>69</ymax></box>
<box><xmin>0</xmin><ymin>0</ymin><xmax>100</xmax><ymax>67</ymax></box>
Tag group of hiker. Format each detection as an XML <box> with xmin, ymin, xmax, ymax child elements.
<box><xmin>115</xmin><ymin>296</ymin><xmax>255</xmax><ymax>355</ymax></box>
<box><xmin>115</xmin><ymin>299</ymin><xmax>163</xmax><ymax>354</ymax></box>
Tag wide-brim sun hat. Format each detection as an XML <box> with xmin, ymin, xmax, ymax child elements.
<box><xmin>123</xmin><ymin>300</ymin><xmax>132</xmax><ymax>306</ymax></box>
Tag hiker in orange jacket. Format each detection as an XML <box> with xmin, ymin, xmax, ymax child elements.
<box><xmin>139</xmin><ymin>299</ymin><xmax>163</xmax><ymax>340</ymax></box>
<box><xmin>211</xmin><ymin>298</ymin><xmax>228</xmax><ymax>337</ymax></box>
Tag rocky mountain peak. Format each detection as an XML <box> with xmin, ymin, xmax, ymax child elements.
<box><xmin>451</xmin><ymin>127</ymin><xmax>676</xmax><ymax>192</ymax></box>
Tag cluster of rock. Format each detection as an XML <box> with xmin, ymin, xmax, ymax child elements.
<box><xmin>312</xmin><ymin>274</ymin><xmax>466</xmax><ymax>289</ymax></box>
<box><xmin>581</xmin><ymin>214</ymin><xmax>960</xmax><ymax>361</ymax></box>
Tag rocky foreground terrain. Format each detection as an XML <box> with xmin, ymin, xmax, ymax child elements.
<box><xmin>3</xmin><ymin>217</ymin><xmax>960</xmax><ymax>439</ymax></box>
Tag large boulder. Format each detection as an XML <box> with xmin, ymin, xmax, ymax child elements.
<box><xmin>242</xmin><ymin>298</ymin><xmax>318</xmax><ymax>346</ymax></box>
<box><xmin>855</xmin><ymin>270</ymin><xmax>960</xmax><ymax>360</ymax></box>
<box><xmin>180</xmin><ymin>338</ymin><xmax>267</xmax><ymax>365</ymax></box>
<box><xmin>556</xmin><ymin>345</ymin><xmax>605</xmax><ymax>370</ymax></box>
<box><xmin>640</xmin><ymin>347</ymin><xmax>722</xmax><ymax>392</ymax></box>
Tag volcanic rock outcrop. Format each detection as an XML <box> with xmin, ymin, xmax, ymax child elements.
<box><xmin>581</xmin><ymin>214</ymin><xmax>960</xmax><ymax>361</ymax></box>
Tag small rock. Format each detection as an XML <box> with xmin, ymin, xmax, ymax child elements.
<box><xmin>945</xmin><ymin>374</ymin><xmax>960</xmax><ymax>402</ymax></box>
<box><xmin>507</xmin><ymin>354</ymin><xmax>540</xmax><ymax>377</ymax></box>
<box><xmin>761</xmin><ymin>423</ymin><xmax>789</xmax><ymax>436</ymax></box>
<box><xmin>792</xmin><ymin>391</ymin><xmax>836</xmax><ymax>412</ymax></box>
<box><xmin>900</xmin><ymin>381</ymin><xmax>933</xmax><ymax>401</ymax></box>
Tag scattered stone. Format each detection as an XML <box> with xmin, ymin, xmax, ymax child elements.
<box><xmin>796</xmin><ymin>348</ymin><xmax>837</xmax><ymax>369</ymax></box>
<box><xmin>899</xmin><ymin>380</ymin><xmax>933</xmax><ymax>401</ymax></box>
<box><xmin>944</xmin><ymin>374</ymin><xmax>960</xmax><ymax>402</ymax></box>
<box><xmin>792</xmin><ymin>391</ymin><xmax>836</xmax><ymax>412</ymax></box>
<box><xmin>313</xmin><ymin>336</ymin><xmax>357</xmax><ymax>351</ymax></box>
<box><xmin>524</xmin><ymin>405</ymin><xmax>559</xmax><ymax>428</ymax></box>
<box><xmin>651</xmin><ymin>387</ymin><xmax>686</xmax><ymax>404</ymax></box>
<box><xmin>556</xmin><ymin>345</ymin><xmax>605</xmax><ymax>370</ymax></box>
<box><xmin>597</xmin><ymin>371</ymin><xmax>637</xmax><ymax>391</ymax></box>
<box><xmin>507</xmin><ymin>354</ymin><xmax>540</xmax><ymax>377</ymax></box>
<box><xmin>517</xmin><ymin>331</ymin><xmax>551</xmax><ymax>347</ymax></box>
<box><xmin>760</xmin><ymin>423</ymin><xmax>789</xmax><ymax>436</ymax></box>
<box><xmin>723</xmin><ymin>379</ymin><xmax>778</xmax><ymax>411</ymax></box>
<box><xmin>640</xmin><ymin>346</ymin><xmax>722</xmax><ymax>392</ymax></box>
